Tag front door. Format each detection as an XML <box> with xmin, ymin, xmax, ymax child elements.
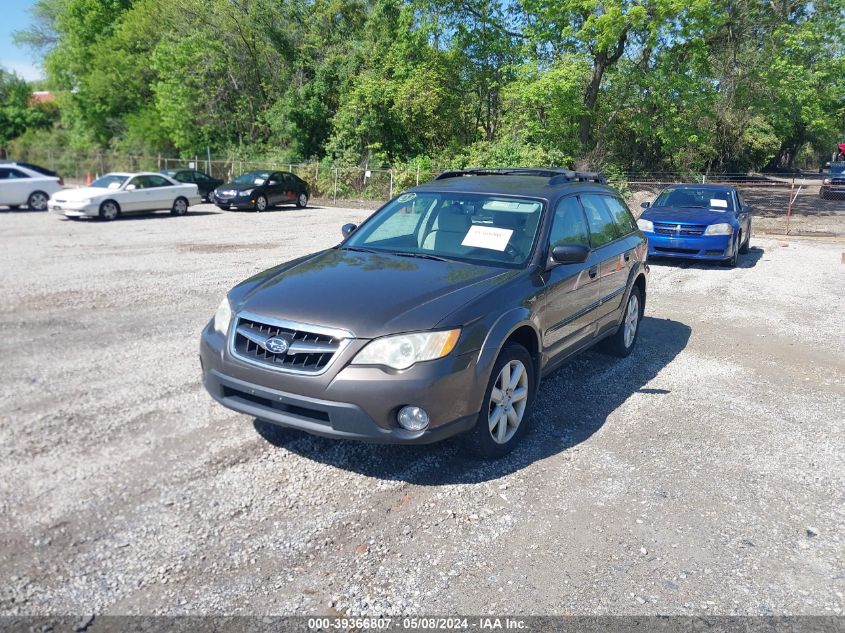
<box><xmin>540</xmin><ymin>195</ymin><xmax>601</xmax><ymax>362</ymax></box>
<box><xmin>579</xmin><ymin>194</ymin><xmax>630</xmax><ymax>321</ymax></box>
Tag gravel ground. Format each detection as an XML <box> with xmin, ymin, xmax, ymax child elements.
<box><xmin>0</xmin><ymin>204</ymin><xmax>843</xmax><ymax>616</ymax></box>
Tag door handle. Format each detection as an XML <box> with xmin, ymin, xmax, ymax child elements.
<box><xmin>588</xmin><ymin>266</ymin><xmax>598</xmax><ymax>279</ymax></box>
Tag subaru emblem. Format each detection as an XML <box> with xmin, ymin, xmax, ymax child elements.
<box><xmin>263</xmin><ymin>336</ymin><xmax>289</xmax><ymax>355</ymax></box>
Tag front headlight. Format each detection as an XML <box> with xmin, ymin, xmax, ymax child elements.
<box><xmin>352</xmin><ymin>329</ymin><xmax>461</xmax><ymax>370</ymax></box>
<box><xmin>213</xmin><ymin>297</ymin><xmax>232</xmax><ymax>334</ymax></box>
<box><xmin>823</xmin><ymin>178</ymin><xmax>831</xmax><ymax>184</ymax></box>
<box><xmin>637</xmin><ymin>218</ymin><xmax>654</xmax><ymax>232</ymax></box>
<box><xmin>704</xmin><ymin>222</ymin><xmax>733</xmax><ymax>236</ymax></box>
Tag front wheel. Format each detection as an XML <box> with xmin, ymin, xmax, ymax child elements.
<box><xmin>296</xmin><ymin>192</ymin><xmax>308</xmax><ymax>208</ymax></box>
<box><xmin>99</xmin><ymin>200</ymin><xmax>120</xmax><ymax>221</ymax></box>
<box><xmin>467</xmin><ymin>343</ymin><xmax>535</xmax><ymax>458</ymax></box>
<box><xmin>739</xmin><ymin>228</ymin><xmax>751</xmax><ymax>254</ymax></box>
<box><xmin>602</xmin><ymin>285</ymin><xmax>643</xmax><ymax>358</ymax></box>
<box><xmin>255</xmin><ymin>195</ymin><xmax>268</xmax><ymax>212</ymax></box>
<box><xmin>721</xmin><ymin>236</ymin><xmax>739</xmax><ymax>267</ymax></box>
<box><xmin>27</xmin><ymin>191</ymin><xmax>49</xmax><ymax>211</ymax></box>
<box><xmin>171</xmin><ymin>197</ymin><xmax>189</xmax><ymax>216</ymax></box>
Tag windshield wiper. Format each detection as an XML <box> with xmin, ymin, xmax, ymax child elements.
<box><xmin>388</xmin><ymin>251</ymin><xmax>450</xmax><ymax>262</ymax></box>
<box><xmin>340</xmin><ymin>246</ymin><xmax>380</xmax><ymax>254</ymax></box>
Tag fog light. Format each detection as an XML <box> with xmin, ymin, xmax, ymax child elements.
<box><xmin>397</xmin><ymin>406</ymin><xmax>429</xmax><ymax>431</ymax></box>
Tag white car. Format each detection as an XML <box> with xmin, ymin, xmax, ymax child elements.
<box><xmin>0</xmin><ymin>162</ymin><xmax>64</xmax><ymax>211</ymax></box>
<box><xmin>49</xmin><ymin>172</ymin><xmax>202</xmax><ymax>221</ymax></box>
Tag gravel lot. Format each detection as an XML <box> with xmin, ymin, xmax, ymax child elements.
<box><xmin>0</xmin><ymin>204</ymin><xmax>843</xmax><ymax>617</ymax></box>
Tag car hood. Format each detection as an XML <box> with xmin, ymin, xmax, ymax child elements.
<box><xmin>52</xmin><ymin>186</ymin><xmax>113</xmax><ymax>201</ymax></box>
<box><xmin>232</xmin><ymin>249</ymin><xmax>514</xmax><ymax>339</ymax></box>
<box><xmin>642</xmin><ymin>207</ymin><xmax>734</xmax><ymax>225</ymax></box>
<box><xmin>219</xmin><ymin>181</ymin><xmax>261</xmax><ymax>192</ymax></box>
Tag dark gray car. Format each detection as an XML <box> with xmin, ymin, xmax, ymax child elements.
<box><xmin>200</xmin><ymin>168</ymin><xmax>649</xmax><ymax>457</ymax></box>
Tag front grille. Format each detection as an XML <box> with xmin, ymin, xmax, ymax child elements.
<box><xmin>654</xmin><ymin>222</ymin><xmax>705</xmax><ymax>236</ymax></box>
<box><xmin>231</xmin><ymin>314</ymin><xmax>345</xmax><ymax>374</ymax></box>
<box><xmin>654</xmin><ymin>246</ymin><xmax>698</xmax><ymax>254</ymax></box>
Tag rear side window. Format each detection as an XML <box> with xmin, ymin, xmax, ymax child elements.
<box><xmin>580</xmin><ymin>195</ymin><xmax>621</xmax><ymax>248</ymax></box>
<box><xmin>147</xmin><ymin>175</ymin><xmax>171</xmax><ymax>188</ymax></box>
<box><xmin>549</xmin><ymin>197</ymin><xmax>589</xmax><ymax>248</ymax></box>
<box><xmin>0</xmin><ymin>168</ymin><xmax>29</xmax><ymax>179</ymax></box>
<box><xmin>176</xmin><ymin>171</ymin><xmax>194</xmax><ymax>183</ymax></box>
<box><xmin>602</xmin><ymin>196</ymin><xmax>637</xmax><ymax>235</ymax></box>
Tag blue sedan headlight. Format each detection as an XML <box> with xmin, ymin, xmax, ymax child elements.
<box><xmin>704</xmin><ymin>222</ymin><xmax>733</xmax><ymax>236</ymax></box>
<box><xmin>637</xmin><ymin>218</ymin><xmax>654</xmax><ymax>232</ymax></box>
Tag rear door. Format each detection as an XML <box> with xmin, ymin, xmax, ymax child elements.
<box><xmin>596</xmin><ymin>194</ymin><xmax>639</xmax><ymax>316</ymax></box>
<box><xmin>0</xmin><ymin>168</ymin><xmax>32</xmax><ymax>205</ymax></box>
<box><xmin>146</xmin><ymin>174</ymin><xmax>179</xmax><ymax>208</ymax></box>
<box><xmin>540</xmin><ymin>196</ymin><xmax>601</xmax><ymax>360</ymax></box>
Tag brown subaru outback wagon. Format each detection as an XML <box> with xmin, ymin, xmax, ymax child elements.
<box><xmin>200</xmin><ymin>168</ymin><xmax>648</xmax><ymax>457</ymax></box>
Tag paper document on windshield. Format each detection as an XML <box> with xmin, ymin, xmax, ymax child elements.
<box><xmin>710</xmin><ymin>199</ymin><xmax>728</xmax><ymax>208</ymax></box>
<box><xmin>461</xmin><ymin>225</ymin><xmax>513</xmax><ymax>251</ymax></box>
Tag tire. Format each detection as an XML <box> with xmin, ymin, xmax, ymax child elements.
<box><xmin>255</xmin><ymin>195</ymin><xmax>268</xmax><ymax>212</ymax></box>
<box><xmin>602</xmin><ymin>285</ymin><xmax>643</xmax><ymax>358</ymax></box>
<box><xmin>98</xmin><ymin>200</ymin><xmax>120</xmax><ymax>221</ymax></box>
<box><xmin>467</xmin><ymin>343</ymin><xmax>536</xmax><ymax>459</ymax></box>
<box><xmin>171</xmin><ymin>196</ymin><xmax>189</xmax><ymax>216</ymax></box>
<box><xmin>739</xmin><ymin>228</ymin><xmax>751</xmax><ymax>254</ymax></box>
<box><xmin>296</xmin><ymin>192</ymin><xmax>308</xmax><ymax>208</ymax></box>
<box><xmin>720</xmin><ymin>236</ymin><xmax>738</xmax><ymax>267</ymax></box>
<box><xmin>27</xmin><ymin>191</ymin><xmax>49</xmax><ymax>211</ymax></box>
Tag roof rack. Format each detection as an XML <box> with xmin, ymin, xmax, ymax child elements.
<box><xmin>434</xmin><ymin>167</ymin><xmax>606</xmax><ymax>184</ymax></box>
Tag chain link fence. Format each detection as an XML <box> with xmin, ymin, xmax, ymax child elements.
<box><xmin>5</xmin><ymin>150</ymin><xmax>843</xmax><ymax>236</ymax></box>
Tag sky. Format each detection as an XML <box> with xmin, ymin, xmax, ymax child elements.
<box><xmin>0</xmin><ymin>0</ymin><xmax>43</xmax><ymax>81</ymax></box>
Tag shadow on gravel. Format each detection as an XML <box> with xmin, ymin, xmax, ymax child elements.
<box><xmin>254</xmin><ymin>316</ymin><xmax>691</xmax><ymax>484</ymax></box>
<box><xmin>224</xmin><ymin>205</ymin><xmax>326</xmax><ymax>213</ymax></box>
<box><xmin>649</xmin><ymin>245</ymin><xmax>764</xmax><ymax>270</ymax></box>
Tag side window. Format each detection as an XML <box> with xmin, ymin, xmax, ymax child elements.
<box><xmin>193</xmin><ymin>172</ymin><xmax>208</xmax><ymax>183</ymax></box>
<box><xmin>735</xmin><ymin>190</ymin><xmax>745</xmax><ymax>209</ymax></box>
<box><xmin>602</xmin><ymin>196</ymin><xmax>637</xmax><ymax>235</ymax></box>
<box><xmin>128</xmin><ymin>176</ymin><xmax>145</xmax><ymax>189</ymax></box>
<box><xmin>1</xmin><ymin>168</ymin><xmax>29</xmax><ymax>179</ymax></box>
<box><xmin>177</xmin><ymin>171</ymin><xmax>193</xmax><ymax>183</ymax></box>
<box><xmin>549</xmin><ymin>197</ymin><xmax>590</xmax><ymax>248</ymax></box>
<box><xmin>268</xmin><ymin>172</ymin><xmax>282</xmax><ymax>185</ymax></box>
<box><xmin>147</xmin><ymin>175</ymin><xmax>171</xmax><ymax>188</ymax></box>
<box><xmin>580</xmin><ymin>195</ymin><xmax>621</xmax><ymax>248</ymax></box>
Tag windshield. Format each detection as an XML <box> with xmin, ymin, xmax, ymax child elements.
<box><xmin>653</xmin><ymin>187</ymin><xmax>735</xmax><ymax>211</ymax></box>
<box><xmin>343</xmin><ymin>192</ymin><xmax>545</xmax><ymax>267</ymax></box>
<box><xmin>91</xmin><ymin>174</ymin><xmax>128</xmax><ymax>190</ymax></box>
<box><xmin>234</xmin><ymin>171</ymin><xmax>270</xmax><ymax>185</ymax></box>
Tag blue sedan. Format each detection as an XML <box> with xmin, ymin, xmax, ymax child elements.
<box><xmin>637</xmin><ymin>184</ymin><xmax>752</xmax><ymax>267</ymax></box>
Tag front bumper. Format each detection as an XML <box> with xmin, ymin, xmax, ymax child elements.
<box><xmin>645</xmin><ymin>232</ymin><xmax>733</xmax><ymax>260</ymax></box>
<box><xmin>213</xmin><ymin>194</ymin><xmax>255</xmax><ymax>209</ymax></box>
<box><xmin>199</xmin><ymin>322</ymin><xmax>481</xmax><ymax>444</ymax></box>
<box><xmin>50</xmin><ymin>201</ymin><xmax>99</xmax><ymax>217</ymax></box>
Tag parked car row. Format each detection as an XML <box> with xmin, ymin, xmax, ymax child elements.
<box><xmin>0</xmin><ymin>161</ymin><xmax>311</xmax><ymax>219</ymax></box>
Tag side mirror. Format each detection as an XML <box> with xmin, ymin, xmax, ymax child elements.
<box><xmin>341</xmin><ymin>223</ymin><xmax>358</xmax><ymax>238</ymax></box>
<box><xmin>126</xmin><ymin>184</ymin><xmax>136</xmax><ymax>191</ymax></box>
<box><xmin>640</xmin><ymin>201</ymin><xmax>651</xmax><ymax>209</ymax></box>
<box><xmin>550</xmin><ymin>244</ymin><xmax>590</xmax><ymax>265</ymax></box>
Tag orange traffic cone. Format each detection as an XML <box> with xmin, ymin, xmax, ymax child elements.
<box><xmin>85</xmin><ymin>172</ymin><xmax>93</xmax><ymax>185</ymax></box>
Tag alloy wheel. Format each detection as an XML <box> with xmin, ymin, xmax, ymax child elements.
<box><xmin>488</xmin><ymin>359</ymin><xmax>529</xmax><ymax>445</ymax></box>
<box><xmin>101</xmin><ymin>202</ymin><xmax>118</xmax><ymax>221</ymax></box>
<box><xmin>624</xmin><ymin>293</ymin><xmax>639</xmax><ymax>348</ymax></box>
<box><xmin>28</xmin><ymin>192</ymin><xmax>48</xmax><ymax>211</ymax></box>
